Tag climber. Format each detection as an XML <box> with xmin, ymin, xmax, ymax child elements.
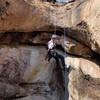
<box><xmin>46</xmin><ymin>34</ymin><xmax>67</xmax><ymax>70</ymax></box>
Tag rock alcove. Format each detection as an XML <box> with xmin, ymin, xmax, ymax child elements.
<box><xmin>0</xmin><ymin>0</ymin><xmax>100</xmax><ymax>100</ymax></box>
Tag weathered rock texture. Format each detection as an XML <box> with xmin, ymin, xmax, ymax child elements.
<box><xmin>0</xmin><ymin>46</ymin><xmax>65</xmax><ymax>100</ymax></box>
<box><xmin>0</xmin><ymin>0</ymin><xmax>100</xmax><ymax>53</ymax></box>
<box><xmin>0</xmin><ymin>0</ymin><xmax>100</xmax><ymax>100</ymax></box>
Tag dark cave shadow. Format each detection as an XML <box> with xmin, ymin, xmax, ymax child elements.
<box><xmin>48</xmin><ymin>57</ymin><xmax>70</xmax><ymax>100</ymax></box>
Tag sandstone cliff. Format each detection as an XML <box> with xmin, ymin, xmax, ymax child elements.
<box><xmin>0</xmin><ymin>0</ymin><xmax>100</xmax><ymax>100</ymax></box>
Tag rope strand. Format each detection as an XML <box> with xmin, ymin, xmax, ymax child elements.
<box><xmin>64</xmin><ymin>27</ymin><xmax>67</xmax><ymax>100</ymax></box>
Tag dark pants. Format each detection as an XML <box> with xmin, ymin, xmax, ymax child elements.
<box><xmin>48</xmin><ymin>50</ymin><xmax>66</xmax><ymax>91</ymax></box>
<box><xmin>48</xmin><ymin>50</ymin><xmax>65</xmax><ymax>68</ymax></box>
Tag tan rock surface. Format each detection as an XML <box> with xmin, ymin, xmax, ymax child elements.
<box><xmin>68</xmin><ymin>69</ymin><xmax>100</xmax><ymax>100</ymax></box>
<box><xmin>0</xmin><ymin>46</ymin><xmax>47</xmax><ymax>98</ymax></box>
<box><xmin>0</xmin><ymin>0</ymin><xmax>100</xmax><ymax>100</ymax></box>
<box><xmin>0</xmin><ymin>0</ymin><xmax>100</xmax><ymax>53</ymax></box>
<box><xmin>0</xmin><ymin>46</ymin><xmax>64</xmax><ymax>100</ymax></box>
<box><xmin>65</xmin><ymin>56</ymin><xmax>100</xmax><ymax>78</ymax></box>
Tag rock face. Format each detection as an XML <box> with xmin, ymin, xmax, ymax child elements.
<box><xmin>68</xmin><ymin>69</ymin><xmax>100</xmax><ymax>100</ymax></box>
<box><xmin>65</xmin><ymin>57</ymin><xmax>100</xmax><ymax>100</ymax></box>
<box><xmin>0</xmin><ymin>0</ymin><xmax>100</xmax><ymax>100</ymax></box>
<box><xmin>0</xmin><ymin>46</ymin><xmax>65</xmax><ymax>100</ymax></box>
<box><xmin>0</xmin><ymin>0</ymin><xmax>100</xmax><ymax>53</ymax></box>
<box><xmin>0</xmin><ymin>47</ymin><xmax>46</xmax><ymax>95</ymax></box>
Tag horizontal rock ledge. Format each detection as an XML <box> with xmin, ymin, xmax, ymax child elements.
<box><xmin>65</xmin><ymin>56</ymin><xmax>100</xmax><ymax>78</ymax></box>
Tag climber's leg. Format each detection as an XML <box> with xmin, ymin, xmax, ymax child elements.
<box><xmin>47</xmin><ymin>50</ymin><xmax>52</xmax><ymax>61</ymax></box>
<box><xmin>56</xmin><ymin>53</ymin><xmax>65</xmax><ymax>68</ymax></box>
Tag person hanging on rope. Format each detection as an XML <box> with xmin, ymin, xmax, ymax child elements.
<box><xmin>46</xmin><ymin>34</ymin><xmax>68</xmax><ymax>71</ymax></box>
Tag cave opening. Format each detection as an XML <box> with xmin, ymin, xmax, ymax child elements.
<box><xmin>1</xmin><ymin>30</ymin><xmax>100</xmax><ymax>61</ymax></box>
<box><xmin>0</xmin><ymin>30</ymin><xmax>64</xmax><ymax>46</ymax></box>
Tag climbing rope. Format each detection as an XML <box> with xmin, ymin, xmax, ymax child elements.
<box><xmin>54</xmin><ymin>8</ymin><xmax>57</xmax><ymax>35</ymax></box>
<box><xmin>64</xmin><ymin>27</ymin><xmax>67</xmax><ymax>100</ymax></box>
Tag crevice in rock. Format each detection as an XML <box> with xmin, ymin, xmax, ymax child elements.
<box><xmin>4</xmin><ymin>95</ymin><xmax>27</xmax><ymax>100</ymax></box>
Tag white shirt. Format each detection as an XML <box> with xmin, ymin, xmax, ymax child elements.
<box><xmin>48</xmin><ymin>39</ymin><xmax>55</xmax><ymax>50</ymax></box>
